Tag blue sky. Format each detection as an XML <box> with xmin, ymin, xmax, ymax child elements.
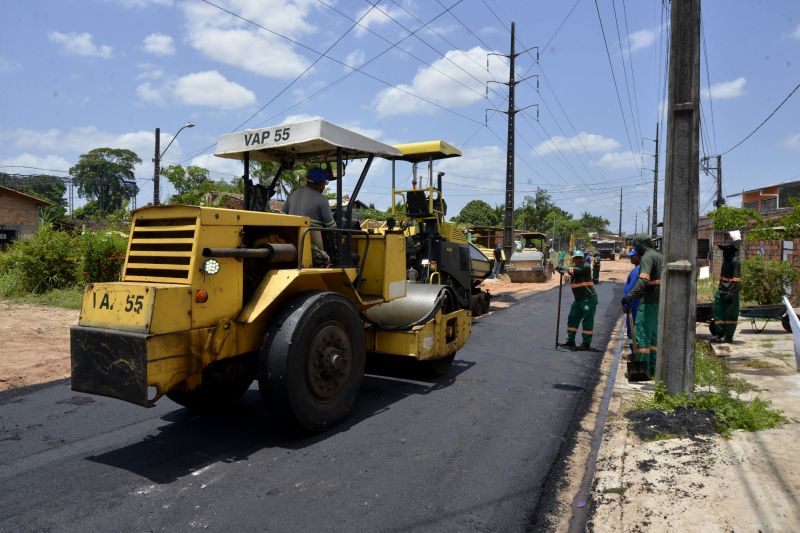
<box><xmin>1</xmin><ymin>0</ymin><xmax>798</xmax><ymax>233</ymax></box>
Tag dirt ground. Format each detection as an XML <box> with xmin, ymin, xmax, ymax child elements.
<box><xmin>0</xmin><ymin>301</ymin><xmax>78</xmax><ymax>391</ymax></box>
<box><xmin>0</xmin><ymin>256</ymin><xmax>636</xmax><ymax>393</ymax></box>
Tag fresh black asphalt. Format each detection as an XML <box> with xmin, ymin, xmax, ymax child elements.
<box><xmin>0</xmin><ymin>282</ymin><xmax>621</xmax><ymax>532</ymax></box>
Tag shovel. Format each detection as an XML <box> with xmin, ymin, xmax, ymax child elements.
<box><xmin>625</xmin><ymin>309</ymin><xmax>650</xmax><ymax>382</ymax></box>
<box><xmin>555</xmin><ymin>271</ymin><xmax>564</xmax><ymax>349</ymax></box>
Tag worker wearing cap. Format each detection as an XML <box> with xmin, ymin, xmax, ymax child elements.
<box><xmin>621</xmin><ymin>234</ymin><xmax>663</xmax><ymax>378</ymax></box>
<box><xmin>558</xmin><ymin>250</ymin><xmax>598</xmax><ymax>351</ymax></box>
<box><xmin>282</xmin><ymin>167</ymin><xmax>336</xmax><ymax>266</ymax></box>
<box><xmin>712</xmin><ymin>241</ymin><xmax>741</xmax><ymax>343</ymax></box>
<box><xmin>623</xmin><ymin>249</ymin><xmax>641</xmax><ymax>357</ymax></box>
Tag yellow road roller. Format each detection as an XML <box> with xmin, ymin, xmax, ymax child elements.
<box><xmin>70</xmin><ymin>120</ymin><xmax>471</xmax><ymax>432</ymax></box>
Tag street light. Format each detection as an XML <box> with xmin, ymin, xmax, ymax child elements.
<box><xmin>153</xmin><ymin>122</ymin><xmax>195</xmax><ymax>205</ymax></box>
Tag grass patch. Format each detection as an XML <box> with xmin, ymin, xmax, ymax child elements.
<box><xmin>694</xmin><ymin>341</ymin><xmax>757</xmax><ymax>394</ymax></box>
<box><xmin>628</xmin><ymin>342</ymin><xmax>784</xmax><ymax>438</ymax></box>
<box><xmin>0</xmin><ymin>287</ymin><xmax>83</xmax><ymax>309</ymax></box>
<box><xmin>601</xmin><ymin>486</ymin><xmax>627</xmax><ymax>495</ymax></box>
<box><xmin>696</xmin><ymin>277</ymin><xmax>716</xmax><ymax>304</ymax></box>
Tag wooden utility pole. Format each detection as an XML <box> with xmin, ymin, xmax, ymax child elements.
<box><xmin>714</xmin><ymin>155</ymin><xmax>725</xmax><ymax>207</ymax></box>
<box><xmin>657</xmin><ymin>0</ymin><xmax>701</xmax><ymax>394</ymax></box>
<box><xmin>618</xmin><ymin>188</ymin><xmax>623</xmax><ymax>237</ymax></box>
<box><xmin>153</xmin><ymin>128</ymin><xmax>161</xmax><ymax>206</ymax></box>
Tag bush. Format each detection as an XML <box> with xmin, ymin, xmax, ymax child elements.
<box><xmin>740</xmin><ymin>256</ymin><xmax>800</xmax><ymax>305</ymax></box>
<box><xmin>78</xmin><ymin>231</ymin><xmax>128</xmax><ymax>283</ymax></box>
<box><xmin>0</xmin><ymin>229</ymin><xmax>80</xmax><ymax>293</ymax></box>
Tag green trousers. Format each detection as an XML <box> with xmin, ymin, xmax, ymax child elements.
<box><xmin>713</xmin><ymin>291</ymin><xmax>739</xmax><ymax>340</ymax></box>
<box><xmin>634</xmin><ymin>303</ymin><xmax>659</xmax><ymax>375</ymax></box>
<box><xmin>566</xmin><ymin>293</ymin><xmax>598</xmax><ymax>345</ymax></box>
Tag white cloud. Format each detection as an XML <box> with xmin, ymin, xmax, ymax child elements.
<box><xmin>190</xmin><ymin>153</ymin><xmax>244</xmax><ymax>178</ymax></box>
<box><xmin>343</xmin><ymin>49</ymin><xmax>365</xmax><ymax>70</ymax></box>
<box><xmin>354</xmin><ymin>4</ymin><xmax>408</xmax><ymax>36</ymax></box>
<box><xmin>172</xmin><ymin>71</ymin><xmax>255</xmax><ymax>109</ymax></box>
<box><xmin>703</xmin><ymin>77</ymin><xmax>746</xmax><ymax>99</ymax></box>
<box><xmin>282</xmin><ymin>114</ymin><xmax>382</xmax><ymax>139</ymax></box>
<box><xmin>373</xmin><ymin>47</ymin><xmax>506</xmax><ymax>117</ymax></box>
<box><xmin>0</xmin><ymin>56</ymin><xmax>21</xmax><ymax>74</ymax></box>
<box><xmin>0</xmin><ymin>126</ymin><xmax>176</xmax><ymax>164</ymax></box>
<box><xmin>181</xmin><ymin>1</ymin><xmax>314</xmax><ymax>79</ymax></box>
<box><xmin>593</xmin><ymin>151</ymin><xmax>640</xmax><ymax>170</ymax></box>
<box><xmin>628</xmin><ymin>28</ymin><xmax>656</xmax><ymax>53</ymax></box>
<box><xmin>439</xmin><ymin>145</ymin><xmax>506</xmax><ymax>188</ymax></box>
<box><xmin>135</xmin><ymin>68</ymin><xmax>164</xmax><ymax>80</ymax></box>
<box><xmin>792</xmin><ymin>24</ymin><xmax>800</xmax><ymax>40</ymax></box>
<box><xmin>534</xmin><ymin>132</ymin><xmax>620</xmax><ymax>157</ymax></box>
<box><xmin>0</xmin><ymin>153</ymin><xmax>72</xmax><ymax>174</ymax></box>
<box><xmin>781</xmin><ymin>133</ymin><xmax>800</xmax><ymax>150</ymax></box>
<box><xmin>136</xmin><ymin>82</ymin><xmax>165</xmax><ymax>105</ymax></box>
<box><xmin>143</xmin><ymin>33</ymin><xmax>175</xmax><ymax>56</ymax></box>
<box><xmin>48</xmin><ymin>31</ymin><xmax>113</xmax><ymax>58</ymax></box>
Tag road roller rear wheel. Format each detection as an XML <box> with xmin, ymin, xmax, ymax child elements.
<box><xmin>258</xmin><ymin>291</ymin><xmax>365</xmax><ymax>433</ymax></box>
<box><xmin>426</xmin><ymin>354</ymin><xmax>456</xmax><ymax>376</ymax></box>
<box><xmin>166</xmin><ymin>354</ymin><xmax>255</xmax><ymax>412</ymax></box>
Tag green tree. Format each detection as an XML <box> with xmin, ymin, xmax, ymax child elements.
<box><xmin>69</xmin><ymin>148</ymin><xmax>140</xmax><ymax>216</ymax></box>
<box><xmin>741</xmin><ymin>257</ymin><xmax>800</xmax><ymax>305</ymax></box>
<box><xmin>708</xmin><ymin>205</ymin><xmax>761</xmax><ymax>230</ymax></box>
<box><xmin>250</xmin><ymin>160</ymin><xmax>308</xmax><ymax>199</ymax></box>
<box><xmin>0</xmin><ymin>173</ymin><xmax>68</xmax><ymax>219</ymax></box>
<box><xmin>514</xmin><ymin>188</ymin><xmax>560</xmax><ymax>230</ymax></box>
<box><xmin>161</xmin><ymin>164</ymin><xmax>240</xmax><ymax>206</ymax></box>
<box><xmin>577</xmin><ymin>211</ymin><xmax>610</xmax><ymax>234</ymax></box>
<box><xmin>453</xmin><ymin>200</ymin><xmax>501</xmax><ymax>226</ymax></box>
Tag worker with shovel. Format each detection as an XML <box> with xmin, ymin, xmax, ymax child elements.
<box><xmin>558</xmin><ymin>250</ymin><xmax>598</xmax><ymax>351</ymax></box>
<box><xmin>621</xmin><ymin>235</ymin><xmax>663</xmax><ymax>380</ymax></box>
<box><xmin>623</xmin><ymin>248</ymin><xmax>641</xmax><ymax>358</ymax></box>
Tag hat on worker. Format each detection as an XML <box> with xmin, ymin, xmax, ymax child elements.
<box><xmin>572</xmin><ymin>250</ymin><xmax>584</xmax><ymax>258</ymax></box>
<box><xmin>307</xmin><ymin>167</ymin><xmax>334</xmax><ymax>183</ymax></box>
<box><xmin>626</xmin><ymin>249</ymin><xmax>637</xmax><ymax>257</ymax></box>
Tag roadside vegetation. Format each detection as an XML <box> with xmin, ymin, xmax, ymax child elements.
<box><xmin>0</xmin><ymin>229</ymin><xmax>127</xmax><ymax>309</ymax></box>
<box><xmin>628</xmin><ymin>342</ymin><xmax>785</xmax><ymax>439</ymax></box>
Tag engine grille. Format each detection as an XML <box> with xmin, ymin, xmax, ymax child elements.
<box><xmin>123</xmin><ymin>217</ymin><xmax>197</xmax><ymax>283</ymax></box>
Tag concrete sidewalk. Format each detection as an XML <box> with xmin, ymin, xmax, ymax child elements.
<box><xmin>588</xmin><ymin>319</ymin><xmax>800</xmax><ymax>532</ymax></box>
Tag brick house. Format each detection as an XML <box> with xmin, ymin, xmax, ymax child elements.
<box><xmin>0</xmin><ymin>185</ymin><xmax>50</xmax><ymax>247</ymax></box>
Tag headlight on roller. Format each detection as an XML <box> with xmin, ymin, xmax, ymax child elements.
<box><xmin>202</xmin><ymin>258</ymin><xmax>220</xmax><ymax>275</ymax></box>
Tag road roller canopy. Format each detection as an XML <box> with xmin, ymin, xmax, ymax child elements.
<box><xmin>389</xmin><ymin>140</ymin><xmax>462</xmax><ymax>162</ymax></box>
<box><xmin>214</xmin><ymin>119</ymin><xmax>402</xmax><ymax>164</ymax></box>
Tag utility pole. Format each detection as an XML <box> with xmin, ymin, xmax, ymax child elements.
<box><xmin>487</xmin><ymin>22</ymin><xmax>538</xmax><ymax>266</ymax></box>
<box><xmin>618</xmin><ymin>188</ymin><xmax>623</xmax><ymax>238</ymax></box>
<box><xmin>652</xmin><ymin>123</ymin><xmax>659</xmax><ymax>236</ymax></box>
<box><xmin>657</xmin><ymin>0</ymin><xmax>701</xmax><ymax>394</ymax></box>
<box><xmin>714</xmin><ymin>155</ymin><xmax>724</xmax><ymax>207</ymax></box>
<box><xmin>153</xmin><ymin>127</ymin><xmax>161</xmax><ymax>206</ymax></box>
<box><xmin>646</xmin><ymin>206</ymin><xmax>651</xmax><ymax>235</ymax></box>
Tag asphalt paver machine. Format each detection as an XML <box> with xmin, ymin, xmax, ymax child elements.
<box><xmin>70</xmin><ymin>120</ymin><xmax>472</xmax><ymax>432</ymax></box>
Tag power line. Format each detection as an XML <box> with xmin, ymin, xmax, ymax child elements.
<box><xmin>592</xmin><ymin>0</ymin><xmax>641</xmax><ymax>172</ymax></box>
<box><xmin>701</xmin><ymin>19</ymin><xmax>718</xmax><ymax>154</ymax></box>
<box><xmin>611</xmin><ymin>0</ymin><xmax>642</xmax><ymax>144</ymax></box>
<box><xmin>541</xmin><ymin>0</ymin><xmax>583</xmax><ymax>55</ymax></box>
<box><xmin>181</xmin><ymin>0</ymin><xmax>479</xmax><ymax>164</ymax></box>
<box><xmin>721</xmin><ymin>79</ymin><xmax>800</xmax><ymax>156</ymax></box>
<box><xmin>620</xmin><ymin>0</ymin><xmax>644</xmax><ymax>144</ymax></box>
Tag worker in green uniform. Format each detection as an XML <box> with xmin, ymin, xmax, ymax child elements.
<box><xmin>558</xmin><ymin>250</ymin><xmax>598</xmax><ymax>351</ymax></box>
<box><xmin>712</xmin><ymin>241</ymin><xmax>741</xmax><ymax>343</ymax></box>
<box><xmin>592</xmin><ymin>252</ymin><xmax>601</xmax><ymax>284</ymax></box>
<box><xmin>621</xmin><ymin>234</ymin><xmax>663</xmax><ymax>379</ymax></box>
